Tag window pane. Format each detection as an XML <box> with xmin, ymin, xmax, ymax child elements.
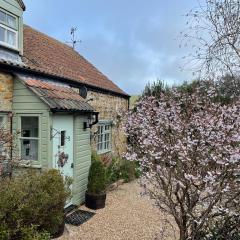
<box><xmin>0</xmin><ymin>11</ymin><xmax>6</xmax><ymax>23</ymax></box>
<box><xmin>61</xmin><ymin>131</ymin><xmax>66</xmax><ymax>146</ymax></box>
<box><xmin>0</xmin><ymin>116</ymin><xmax>3</xmax><ymax>127</ymax></box>
<box><xmin>6</xmin><ymin>14</ymin><xmax>16</xmax><ymax>28</ymax></box>
<box><xmin>6</xmin><ymin>30</ymin><xmax>16</xmax><ymax>46</ymax></box>
<box><xmin>21</xmin><ymin>139</ymin><xmax>38</xmax><ymax>161</ymax></box>
<box><xmin>97</xmin><ymin>124</ymin><xmax>111</xmax><ymax>152</ymax></box>
<box><xmin>21</xmin><ymin>117</ymin><xmax>39</xmax><ymax>138</ymax></box>
<box><xmin>0</xmin><ymin>26</ymin><xmax>5</xmax><ymax>42</ymax></box>
<box><xmin>97</xmin><ymin>142</ymin><xmax>102</xmax><ymax>151</ymax></box>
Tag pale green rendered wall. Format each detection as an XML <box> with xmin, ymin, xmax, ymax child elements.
<box><xmin>12</xmin><ymin>79</ymin><xmax>52</xmax><ymax>169</ymax></box>
<box><xmin>13</xmin><ymin>79</ymin><xmax>92</xmax><ymax>205</ymax></box>
<box><xmin>72</xmin><ymin>115</ymin><xmax>91</xmax><ymax>205</ymax></box>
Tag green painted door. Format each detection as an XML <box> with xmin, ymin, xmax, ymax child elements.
<box><xmin>52</xmin><ymin>115</ymin><xmax>74</xmax><ymax>207</ymax></box>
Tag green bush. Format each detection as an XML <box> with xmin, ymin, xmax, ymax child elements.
<box><xmin>0</xmin><ymin>169</ymin><xmax>70</xmax><ymax>240</ymax></box>
<box><xmin>106</xmin><ymin>157</ymin><xmax>121</xmax><ymax>184</ymax></box>
<box><xmin>106</xmin><ymin>157</ymin><xmax>141</xmax><ymax>184</ymax></box>
<box><xmin>0</xmin><ymin>225</ymin><xmax>50</xmax><ymax>240</ymax></box>
<box><xmin>91</xmin><ymin>151</ymin><xmax>101</xmax><ymax>162</ymax></box>
<box><xmin>19</xmin><ymin>225</ymin><xmax>50</xmax><ymax>240</ymax></box>
<box><xmin>87</xmin><ymin>160</ymin><xmax>107</xmax><ymax>194</ymax></box>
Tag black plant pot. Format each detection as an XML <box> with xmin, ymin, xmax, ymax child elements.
<box><xmin>51</xmin><ymin>218</ymin><xmax>65</xmax><ymax>239</ymax></box>
<box><xmin>85</xmin><ymin>191</ymin><xmax>106</xmax><ymax>210</ymax></box>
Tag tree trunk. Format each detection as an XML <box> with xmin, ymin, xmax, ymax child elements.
<box><xmin>179</xmin><ymin>223</ymin><xmax>188</xmax><ymax>240</ymax></box>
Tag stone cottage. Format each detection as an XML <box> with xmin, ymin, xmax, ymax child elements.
<box><xmin>0</xmin><ymin>0</ymin><xmax>129</xmax><ymax>205</ymax></box>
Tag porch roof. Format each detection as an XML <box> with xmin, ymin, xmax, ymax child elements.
<box><xmin>20</xmin><ymin>77</ymin><xmax>96</xmax><ymax>112</ymax></box>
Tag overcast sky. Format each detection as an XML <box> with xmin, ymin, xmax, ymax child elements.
<box><xmin>23</xmin><ymin>0</ymin><xmax>197</xmax><ymax>95</ymax></box>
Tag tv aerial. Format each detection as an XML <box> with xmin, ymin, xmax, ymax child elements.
<box><xmin>66</xmin><ymin>27</ymin><xmax>82</xmax><ymax>49</ymax></box>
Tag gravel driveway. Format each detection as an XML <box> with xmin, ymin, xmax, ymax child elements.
<box><xmin>59</xmin><ymin>181</ymin><xmax>177</xmax><ymax>240</ymax></box>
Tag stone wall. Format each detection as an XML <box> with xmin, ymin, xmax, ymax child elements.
<box><xmin>0</xmin><ymin>71</ymin><xmax>13</xmax><ymax>130</ymax></box>
<box><xmin>0</xmin><ymin>72</ymin><xmax>13</xmax><ymax>112</ymax></box>
<box><xmin>87</xmin><ymin>90</ymin><xmax>129</xmax><ymax>156</ymax></box>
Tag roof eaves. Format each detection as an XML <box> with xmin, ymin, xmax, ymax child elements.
<box><xmin>0</xmin><ymin>60</ymin><xmax>130</xmax><ymax>99</ymax></box>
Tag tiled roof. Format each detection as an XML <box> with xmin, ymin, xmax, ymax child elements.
<box><xmin>22</xmin><ymin>77</ymin><xmax>95</xmax><ymax>112</ymax></box>
<box><xmin>22</xmin><ymin>25</ymin><xmax>129</xmax><ymax>97</ymax></box>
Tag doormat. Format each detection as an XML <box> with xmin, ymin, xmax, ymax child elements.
<box><xmin>65</xmin><ymin>210</ymin><xmax>95</xmax><ymax>226</ymax></box>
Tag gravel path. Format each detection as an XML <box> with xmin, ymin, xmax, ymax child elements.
<box><xmin>58</xmin><ymin>181</ymin><xmax>177</xmax><ymax>240</ymax></box>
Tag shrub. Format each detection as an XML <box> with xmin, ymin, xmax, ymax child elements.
<box><xmin>0</xmin><ymin>225</ymin><xmax>50</xmax><ymax>240</ymax></box>
<box><xmin>87</xmin><ymin>160</ymin><xmax>107</xmax><ymax>194</ymax></box>
<box><xmin>106</xmin><ymin>157</ymin><xmax>140</xmax><ymax>184</ymax></box>
<box><xmin>118</xmin><ymin>159</ymin><xmax>137</xmax><ymax>182</ymax></box>
<box><xmin>106</xmin><ymin>157</ymin><xmax>120</xmax><ymax>184</ymax></box>
<box><xmin>91</xmin><ymin>151</ymin><xmax>101</xmax><ymax>162</ymax></box>
<box><xmin>0</xmin><ymin>169</ymin><xmax>70</xmax><ymax>239</ymax></box>
<box><xmin>19</xmin><ymin>225</ymin><xmax>50</xmax><ymax>240</ymax></box>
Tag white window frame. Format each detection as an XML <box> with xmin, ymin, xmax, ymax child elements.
<box><xmin>0</xmin><ymin>8</ymin><xmax>18</xmax><ymax>50</ymax></box>
<box><xmin>0</xmin><ymin>23</ymin><xmax>18</xmax><ymax>49</ymax></box>
<box><xmin>19</xmin><ymin>115</ymin><xmax>41</xmax><ymax>164</ymax></box>
<box><xmin>97</xmin><ymin>120</ymin><xmax>112</xmax><ymax>154</ymax></box>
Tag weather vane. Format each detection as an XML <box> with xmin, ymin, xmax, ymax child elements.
<box><xmin>66</xmin><ymin>27</ymin><xmax>82</xmax><ymax>49</ymax></box>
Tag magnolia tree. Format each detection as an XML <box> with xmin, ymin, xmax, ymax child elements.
<box><xmin>125</xmin><ymin>82</ymin><xmax>240</xmax><ymax>240</ymax></box>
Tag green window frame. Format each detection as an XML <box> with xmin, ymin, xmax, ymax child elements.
<box><xmin>0</xmin><ymin>8</ymin><xmax>18</xmax><ymax>50</ymax></box>
<box><xmin>18</xmin><ymin>115</ymin><xmax>41</xmax><ymax>165</ymax></box>
<box><xmin>97</xmin><ymin>120</ymin><xmax>112</xmax><ymax>154</ymax></box>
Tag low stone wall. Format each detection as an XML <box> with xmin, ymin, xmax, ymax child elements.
<box><xmin>88</xmin><ymin>90</ymin><xmax>129</xmax><ymax>156</ymax></box>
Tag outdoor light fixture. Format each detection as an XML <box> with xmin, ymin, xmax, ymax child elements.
<box><xmin>83</xmin><ymin>113</ymin><xmax>99</xmax><ymax>130</ymax></box>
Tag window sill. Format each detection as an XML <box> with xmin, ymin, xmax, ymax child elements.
<box><xmin>0</xmin><ymin>41</ymin><xmax>19</xmax><ymax>53</ymax></box>
<box><xmin>18</xmin><ymin>160</ymin><xmax>41</xmax><ymax>169</ymax></box>
<box><xmin>97</xmin><ymin>149</ymin><xmax>111</xmax><ymax>155</ymax></box>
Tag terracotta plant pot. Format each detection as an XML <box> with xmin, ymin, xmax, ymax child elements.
<box><xmin>85</xmin><ymin>192</ymin><xmax>106</xmax><ymax>210</ymax></box>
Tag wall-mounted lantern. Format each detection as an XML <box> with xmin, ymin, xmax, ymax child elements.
<box><xmin>83</xmin><ymin>112</ymin><xmax>99</xmax><ymax>130</ymax></box>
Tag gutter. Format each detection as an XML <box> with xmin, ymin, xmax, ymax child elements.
<box><xmin>50</xmin><ymin>109</ymin><xmax>98</xmax><ymax>114</ymax></box>
<box><xmin>51</xmin><ymin>109</ymin><xmax>99</xmax><ymax>129</ymax></box>
<box><xmin>51</xmin><ymin>109</ymin><xmax>99</xmax><ymax>126</ymax></box>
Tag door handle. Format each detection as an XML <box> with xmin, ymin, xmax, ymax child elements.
<box><xmin>71</xmin><ymin>163</ymin><xmax>74</xmax><ymax>168</ymax></box>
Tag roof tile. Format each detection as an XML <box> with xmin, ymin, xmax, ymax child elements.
<box><xmin>22</xmin><ymin>25</ymin><xmax>128</xmax><ymax>97</ymax></box>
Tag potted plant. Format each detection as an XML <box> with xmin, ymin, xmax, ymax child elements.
<box><xmin>85</xmin><ymin>159</ymin><xmax>107</xmax><ymax>210</ymax></box>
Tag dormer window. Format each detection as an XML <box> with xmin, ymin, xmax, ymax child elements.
<box><xmin>0</xmin><ymin>9</ymin><xmax>18</xmax><ymax>50</ymax></box>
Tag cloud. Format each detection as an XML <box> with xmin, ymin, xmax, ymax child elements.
<box><xmin>23</xmin><ymin>0</ymin><xmax>196</xmax><ymax>95</ymax></box>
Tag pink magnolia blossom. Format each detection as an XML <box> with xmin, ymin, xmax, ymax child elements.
<box><xmin>124</xmin><ymin>82</ymin><xmax>240</xmax><ymax>240</ymax></box>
